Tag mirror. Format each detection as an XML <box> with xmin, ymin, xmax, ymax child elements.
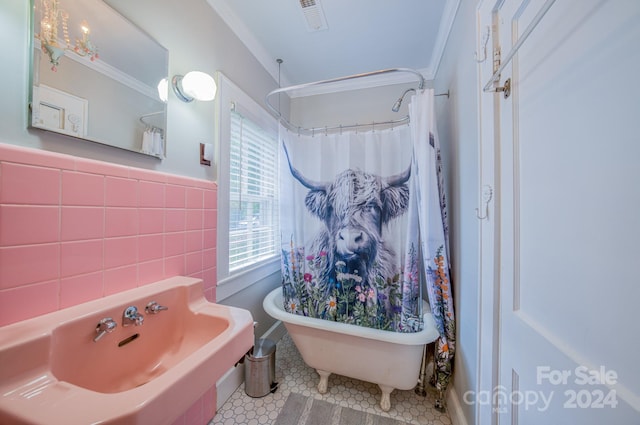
<box><xmin>29</xmin><ymin>0</ymin><xmax>168</xmax><ymax>158</ymax></box>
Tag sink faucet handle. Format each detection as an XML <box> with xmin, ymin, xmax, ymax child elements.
<box><xmin>123</xmin><ymin>306</ymin><xmax>144</xmax><ymax>326</ymax></box>
<box><xmin>94</xmin><ymin>317</ymin><xmax>117</xmax><ymax>342</ymax></box>
<box><xmin>145</xmin><ymin>301</ymin><xmax>169</xmax><ymax>314</ymax></box>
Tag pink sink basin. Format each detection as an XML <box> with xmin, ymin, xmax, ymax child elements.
<box><xmin>0</xmin><ymin>276</ymin><xmax>254</xmax><ymax>425</ymax></box>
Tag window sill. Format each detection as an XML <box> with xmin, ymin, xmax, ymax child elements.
<box><xmin>216</xmin><ymin>256</ymin><xmax>281</xmax><ymax>301</ymax></box>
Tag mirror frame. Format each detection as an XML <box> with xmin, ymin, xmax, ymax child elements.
<box><xmin>28</xmin><ymin>0</ymin><xmax>169</xmax><ymax>158</ymax></box>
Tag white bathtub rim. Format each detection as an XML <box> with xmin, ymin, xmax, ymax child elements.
<box><xmin>263</xmin><ymin>287</ymin><xmax>439</xmax><ymax>345</ymax></box>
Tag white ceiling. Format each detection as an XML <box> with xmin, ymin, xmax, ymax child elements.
<box><xmin>207</xmin><ymin>0</ymin><xmax>460</xmax><ymax>93</ymax></box>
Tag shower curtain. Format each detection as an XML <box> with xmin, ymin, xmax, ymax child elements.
<box><xmin>279</xmin><ymin>124</ymin><xmax>424</xmax><ymax>333</ymax></box>
<box><xmin>409</xmin><ymin>90</ymin><xmax>455</xmax><ymax>410</ymax></box>
<box><xmin>279</xmin><ymin>89</ymin><xmax>455</xmax><ymax>408</ymax></box>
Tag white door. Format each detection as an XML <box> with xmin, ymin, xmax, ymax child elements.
<box><xmin>479</xmin><ymin>0</ymin><xmax>640</xmax><ymax>423</ymax></box>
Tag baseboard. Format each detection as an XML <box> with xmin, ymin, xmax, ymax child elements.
<box><xmin>262</xmin><ymin>319</ymin><xmax>287</xmax><ymax>342</ymax></box>
<box><xmin>216</xmin><ymin>320</ymin><xmax>286</xmax><ymax>410</ymax></box>
<box><xmin>447</xmin><ymin>385</ymin><xmax>470</xmax><ymax>425</ymax></box>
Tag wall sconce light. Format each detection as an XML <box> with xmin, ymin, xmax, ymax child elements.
<box><xmin>157</xmin><ymin>78</ymin><xmax>169</xmax><ymax>103</ymax></box>
<box><xmin>37</xmin><ymin>0</ymin><xmax>98</xmax><ymax>72</ymax></box>
<box><xmin>171</xmin><ymin>71</ymin><xmax>217</xmax><ymax>103</ymax></box>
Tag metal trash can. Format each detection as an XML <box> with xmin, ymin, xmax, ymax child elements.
<box><xmin>244</xmin><ymin>338</ymin><xmax>278</xmax><ymax>397</ymax></box>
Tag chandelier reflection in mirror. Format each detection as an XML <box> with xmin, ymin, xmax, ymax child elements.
<box><xmin>36</xmin><ymin>0</ymin><xmax>98</xmax><ymax>71</ymax></box>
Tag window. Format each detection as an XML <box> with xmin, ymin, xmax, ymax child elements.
<box><xmin>216</xmin><ymin>74</ymin><xmax>280</xmax><ymax>296</ymax></box>
<box><xmin>228</xmin><ymin>110</ymin><xmax>279</xmax><ymax>271</ymax></box>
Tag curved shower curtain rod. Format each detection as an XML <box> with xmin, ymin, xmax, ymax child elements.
<box><xmin>264</xmin><ymin>68</ymin><xmax>448</xmax><ymax>135</ymax></box>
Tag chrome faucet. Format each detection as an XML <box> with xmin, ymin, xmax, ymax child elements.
<box><xmin>122</xmin><ymin>306</ymin><xmax>144</xmax><ymax>327</ymax></box>
<box><xmin>94</xmin><ymin>317</ymin><xmax>117</xmax><ymax>342</ymax></box>
<box><xmin>145</xmin><ymin>301</ymin><xmax>168</xmax><ymax>314</ymax></box>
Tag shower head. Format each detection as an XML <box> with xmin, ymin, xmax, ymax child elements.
<box><xmin>391</xmin><ymin>88</ymin><xmax>416</xmax><ymax>112</ymax></box>
<box><xmin>391</xmin><ymin>99</ymin><xmax>402</xmax><ymax>113</ymax></box>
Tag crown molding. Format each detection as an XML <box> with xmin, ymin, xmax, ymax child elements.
<box><xmin>35</xmin><ymin>39</ymin><xmax>157</xmax><ymax>100</ymax></box>
<box><xmin>207</xmin><ymin>0</ymin><xmax>460</xmax><ymax>98</ymax></box>
<box><xmin>206</xmin><ymin>0</ymin><xmax>292</xmax><ymax>89</ymax></box>
<box><xmin>429</xmin><ymin>0</ymin><xmax>461</xmax><ymax>77</ymax></box>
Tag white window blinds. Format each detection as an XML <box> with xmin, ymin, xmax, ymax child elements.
<box><xmin>228</xmin><ymin>110</ymin><xmax>279</xmax><ymax>272</ymax></box>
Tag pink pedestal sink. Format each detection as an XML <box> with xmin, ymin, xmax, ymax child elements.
<box><xmin>0</xmin><ymin>276</ymin><xmax>254</xmax><ymax>425</ymax></box>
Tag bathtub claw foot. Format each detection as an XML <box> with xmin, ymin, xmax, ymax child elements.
<box><xmin>316</xmin><ymin>369</ymin><xmax>331</xmax><ymax>394</ymax></box>
<box><xmin>378</xmin><ymin>384</ymin><xmax>394</xmax><ymax>412</ymax></box>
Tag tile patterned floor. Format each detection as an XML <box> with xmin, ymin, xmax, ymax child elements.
<box><xmin>211</xmin><ymin>334</ymin><xmax>452</xmax><ymax>425</ymax></box>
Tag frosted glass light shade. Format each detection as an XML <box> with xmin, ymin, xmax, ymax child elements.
<box><xmin>157</xmin><ymin>78</ymin><xmax>168</xmax><ymax>102</ymax></box>
<box><xmin>172</xmin><ymin>71</ymin><xmax>216</xmax><ymax>102</ymax></box>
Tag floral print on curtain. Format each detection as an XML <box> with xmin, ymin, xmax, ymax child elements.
<box><xmin>409</xmin><ymin>90</ymin><xmax>455</xmax><ymax>411</ymax></box>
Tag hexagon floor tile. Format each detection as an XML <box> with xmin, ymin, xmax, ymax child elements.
<box><xmin>210</xmin><ymin>334</ymin><xmax>452</xmax><ymax>425</ymax></box>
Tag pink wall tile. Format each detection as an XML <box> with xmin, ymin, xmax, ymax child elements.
<box><xmin>0</xmin><ymin>143</ymin><xmax>75</xmax><ymax>170</ymax></box>
<box><xmin>203</xmin><ymin>248</ymin><xmax>216</xmax><ymax>270</ymax></box>
<box><xmin>139</xmin><ymin>181</ymin><xmax>165</xmax><ymax>208</ymax></box>
<box><xmin>105</xmin><ymin>208</ymin><xmax>138</xmax><ymax>237</ymax></box>
<box><xmin>164</xmin><ymin>255</ymin><xmax>185</xmax><ymax>277</ymax></box>
<box><xmin>165</xmin><ymin>185</ymin><xmax>186</xmax><ymax>208</ymax></box>
<box><xmin>61</xmin><ymin>207</ymin><xmax>104</xmax><ymax>241</ymax></box>
<box><xmin>204</xmin><ymin>189</ymin><xmax>217</xmax><ymax>210</ymax></box>
<box><xmin>0</xmin><ymin>144</ymin><xmax>218</xmax><ymax>329</ymax></box>
<box><xmin>138</xmin><ymin>208</ymin><xmax>164</xmax><ymax>235</ymax></box>
<box><xmin>0</xmin><ymin>162</ymin><xmax>60</xmax><ymax>205</ymax></box>
<box><xmin>186</xmin><ymin>230</ymin><xmax>203</xmax><ymax>253</ymax></box>
<box><xmin>185</xmin><ymin>252</ymin><xmax>203</xmax><ymax>276</ymax></box>
<box><xmin>165</xmin><ymin>209</ymin><xmax>186</xmax><ymax>232</ymax></box>
<box><xmin>129</xmin><ymin>168</ymin><xmax>167</xmax><ymax>184</ymax></box>
<box><xmin>0</xmin><ymin>205</ymin><xmax>59</xmax><ymax>246</ymax></box>
<box><xmin>203</xmin><ymin>209</ymin><xmax>217</xmax><ymax>230</ymax></box>
<box><xmin>165</xmin><ymin>232</ymin><xmax>185</xmax><ymax>257</ymax></box>
<box><xmin>103</xmin><ymin>265</ymin><xmax>137</xmax><ymax>295</ymax></box>
<box><xmin>104</xmin><ymin>237</ymin><xmax>137</xmax><ymax>269</ymax></box>
<box><xmin>0</xmin><ymin>244</ymin><xmax>59</xmax><ymax>289</ymax></box>
<box><xmin>203</xmin><ymin>268</ymin><xmax>216</xmax><ymax>294</ymax></box>
<box><xmin>75</xmin><ymin>157</ymin><xmax>129</xmax><ymax>178</ymax></box>
<box><xmin>0</xmin><ymin>280</ymin><xmax>59</xmax><ymax>326</ymax></box>
<box><xmin>138</xmin><ymin>259</ymin><xmax>164</xmax><ymax>286</ymax></box>
<box><xmin>204</xmin><ymin>229</ymin><xmax>216</xmax><ymax>250</ymax></box>
<box><xmin>186</xmin><ymin>209</ymin><xmax>203</xmax><ymax>231</ymax></box>
<box><xmin>186</xmin><ymin>187</ymin><xmax>203</xmax><ymax>209</ymax></box>
<box><xmin>105</xmin><ymin>177</ymin><xmax>138</xmax><ymax>207</ymax></box>
<box><xmin>59</xmin><ymin>272</ymin><xmax>103</xmax><ymax>309</ymax></box>
<box><xmin>62</xmin><ymin>171</ymin><xmax>104</xmax><ymax>206</ymax></box>
<box><xmin>167</xmin><ymin>175</ymin><xmax>197</xmax><ymax>187</ymax></box>
<box><xmin>60</xmin><ymin>240</ymin><xmax>103</xmax><ymax>277</ymax></box>
<box><xmin>139</xmin><ymin>234</ymin><xmax>164</xmax><ymax>262</ymax></box>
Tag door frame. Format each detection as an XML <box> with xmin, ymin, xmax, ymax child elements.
<box><xmin>475</xmin><ymin>1</ymin><xmax>502</xmax><ymax>424</ymax></box>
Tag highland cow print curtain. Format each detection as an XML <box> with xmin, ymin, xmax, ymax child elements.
<box><xmin>279</xmin><ymin>124</ymin><xmax>424</xmax><ymax>333</ymax></box>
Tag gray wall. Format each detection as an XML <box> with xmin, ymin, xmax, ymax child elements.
<box><xmin>290</xmin><ymin>82</ymin><xmax>428</xmax><ymax>130</ymax></box>
<box><xmin>433</xmin><ymin>1</ymin><xmax>479</xmax><ymax>424</ymax></box>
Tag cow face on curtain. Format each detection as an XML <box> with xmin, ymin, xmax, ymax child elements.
<box><xmin>279</xmin><ymin>126</ymin><xmax>424</xmax><ymax>333</ymax></box>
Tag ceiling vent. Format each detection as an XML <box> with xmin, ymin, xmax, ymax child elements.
<box><xmin>299</xmin><ymin>0</ymin><xmax>328</xmax><ymax>32</ymax></box>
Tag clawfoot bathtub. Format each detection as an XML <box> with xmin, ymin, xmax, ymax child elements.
<box><xmin>263</xmin><ymin>288</ymin><xmax>439</xmax><ymax>411</ymax></box>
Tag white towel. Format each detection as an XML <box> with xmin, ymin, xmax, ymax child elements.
<box><xmin>141</xmin><ymin>129</ymin><xmax>153</xmax><ymax>154</ymax></box>
<box><xmin>152</xmin><ymin>131</ymin><xmax>164</xmax><ymax>157</ymax></box>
